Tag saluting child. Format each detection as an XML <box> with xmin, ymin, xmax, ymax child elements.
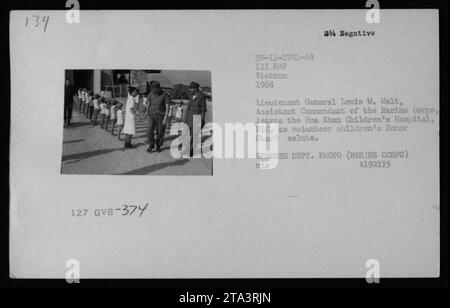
<box><xmin>80</xmin><ymin>88</ymin><xmax>86</xmax><ymax>114</ymax></box>
<box><xmin>99</xmin><ymin>98</ymin><xmax>107</xmax><ymax>129</ymax></box>
<box><xmin>142</xmin><ymin>93</ymin><xmax>148</xmax><ymax>111</ymax></box>
<box><xmin>92</xmin><ymin>94</ymin><xmax>100</xmax><ymax>125</ymax></box>
<box><xmin>83</xmin><ymin>89</ymin><xmax>89</xmax><ymax>116</ymax></box>
<box><xmin>116</xmin><ymin>103</ymin><xmax>124</xmax><ymax>140</ymax></box>
<box><xmin>87</xmin><ymin>91</ymin><xmax>94</xmax><ymax>121</ymax></box>
<box><xmin>166</xmin><ymin>102</ymin><xmax>174</xmax><ymax>131</ymax></box>
<box><xmin>175</xmin><ymin>101</ymin><xmax>184</xmax><ymax>122</ymax></box>
<box><xmin>110</xmin><ymin>101</ymin><xmax>117</xmax><ymax>135</ymax></box>
<box><xmin>104</xmin><ymin>101</ymin><xmax>111</xmax><ymax>130</ymax></box>
<box><xmin>142</xmin><ymin>92</ymin><xmax>149</xmax><ymax>112</ymax></box>
<box><xmin>137</xmin><ymin>92</ymin><xmax>148</xmax><ymax>119</ymax></box>
<box><xmin>77</xmin><ymin>88</ymin><xmax>83</xmax><ymax>112</ymax></box>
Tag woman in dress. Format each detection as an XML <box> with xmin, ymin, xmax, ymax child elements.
<box><xmin>122</xmin><ymin>86</ymin><xmax>139</xmax><ymax>149</ymax></box>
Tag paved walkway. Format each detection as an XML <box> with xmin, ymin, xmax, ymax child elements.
<box><xmin>61</xmin><ymin>104</ymin><xmax>213</xmax><ymax>175</ymax></box>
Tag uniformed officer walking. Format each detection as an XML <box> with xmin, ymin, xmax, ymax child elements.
<box><xmin>145</xmin><ymin>81</ymin><xmax>170</xmax><ymax>153</ymax></box>
<box><xmin>184</xmin><ymin>82</ymin><xmax>207</xmax><ymax>157</ymax></box>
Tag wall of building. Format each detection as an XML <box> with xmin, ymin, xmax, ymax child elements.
<box><xmin>93</xmin><ymin>70</ymin><xmax>101</xmax><ymax>94</ymax></box>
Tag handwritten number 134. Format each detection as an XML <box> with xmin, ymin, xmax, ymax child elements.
<box><xmin>25</xmin><ymin>15</ymin><xmax>50</xmax><ymax>33</ymax></box>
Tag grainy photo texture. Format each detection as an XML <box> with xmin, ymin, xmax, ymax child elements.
<box><xmin>62</xmin><ymin>69</ymin><xmax>213</xmax><ymax>175</ymax></box>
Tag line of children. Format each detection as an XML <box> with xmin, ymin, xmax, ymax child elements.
<box><xmin>74</xmin><ymin>88</ymin><xmax>186</xmax><ymax>146</ymax></box>
<box><xmin>75</xmin><ymin>88</ymin><xmax>125</xmax><ymax>138</ymax></box>
<box><xmin>95</xmin><ymin>99</ymin><xmax>124</xmax><ymax>139</ymax></box>
<box><xmin>77</xmin><ymin>89</ymin><xmax>93</xmax><ymax>120</ymax></box>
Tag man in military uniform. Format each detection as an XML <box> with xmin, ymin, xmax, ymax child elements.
<box><xmin>64</xmin><ymin>79</ymin><xmax>75</xmax><ymax>126</ymax></box>
<box><xmin>185</xmin><ymin>81</ymin><xmax>207</xmax><ymax>157</ymax></box>
<box><xmin>145</xmin><ymin>81</ymin><xmax>170</xmax><ymax>153</ymax></box>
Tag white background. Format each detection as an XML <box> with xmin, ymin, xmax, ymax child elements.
<box><xmin>10</xmin><ymin>10</ymin><xmax>439</xmax><ymax>278</ymax></box>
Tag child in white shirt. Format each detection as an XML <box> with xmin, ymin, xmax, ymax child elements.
<box><xmin>104</xmin><ymin>102</ymin><xmax>111</xmax><ymax>130</ymax></box>
<box><xmin>116</xmin><ymin>104</ymin><xmax>124</xmax><ymax>140</ymax></box>
<box><xmin>165</xmin><ymin>103</ymin><xmax>174</xmax><ymax>131</ymax></box>
<box><xmin>92</xmin><ymin>94</ymin><xmax>100</xmax><ymax>125</ymax></box>
<box><xmin>81</xmin><ymin>89</ymin><xmax>87</xmax><ymax>114</ymax></box>
<box><xmin>99</xmin><ymin>98</ymin><xmax>107</xmax><ymax>129</ymax></box>
<box><xmin>77</xmin><ymin>89</ymin><xmax>83</xmax><ymax>112</ymax></box>
<box><xmin>83</xmin><ymin>89</ymin><xmax>89</xmax><ymax>117</ymax></box>
<box><xmin>87</xmin><ymin>91</ymin><xmax>94</xmax><ymax>121</ymax></box>
<box><xmin>110</xmin><ymin>102</ymin><xmax>117</xmax><ymax>135</ymax></box>
<box><xmin>175</xmin><ymin>101</ymin><xmax>184</xmax><ymax>122</ymax></box>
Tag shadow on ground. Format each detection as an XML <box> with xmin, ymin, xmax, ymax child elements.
<box><xmin>62</xmin><ymin>147</ymin><xmax>126</xmax><ymax>163</ymax></box>
<box><xmin>118</xmin><ymin>159</ymin><xmax>190</xmax><ymax>175</ymax></box>
<box><xmin>65</xmin><ymin>122</ymin><xmax>95</xmax><ymax>129</ymax></box>
<box><xmin>63</xmin><ymin>139</ymin><xmax>85</xmax><ymax>144</ymax></box>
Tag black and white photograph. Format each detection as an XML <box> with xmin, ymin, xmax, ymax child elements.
<box><xmin>62</xmin><ymin>69</ymin><xmax>213</xmax><ymax>175</ymax></box>
<box><xmin>5</xmin><ymin>0</ymin><xmax>447</xmax><ymax>292</ymax></box>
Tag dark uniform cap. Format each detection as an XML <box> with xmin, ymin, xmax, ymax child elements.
<box><xmin>189</xmin><ymin>82</ymin><xmax>200</xmax><ymax>89</ymax></box>
<box><xmin>151</xmin><ymin>81</ymin><xmax>161</xmax><ymax>90</ymax></box>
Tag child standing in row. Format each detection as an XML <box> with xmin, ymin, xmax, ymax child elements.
<box><xmin>165</xmin><ymin>102</ymin><xmax>174</xmax><ymax>132</ymax></box>
<box><xmin>80</xmin><ymin>88</ymin><xmax>86</xmax><ymax>114</ymax></box>
<box><xmin>77</xmin><ymin>88</ymin><xmax>83</xmax><ymax>112</ymax></box>
<box><xmin>104</xmin><ymin>101</ymin><xmax>111</xmax><ymax>130</ymax></box>
<box><xmin>110</xmin><ymin>101</ymin><xmax>117</xmax><ymax>135</ymax></box>
<box><xmin>82</xmin><ymin>89</ymin><xmax>89</xmax><ymax>116</ymax></box>
<box><xmin>138</xmin><ymin>92</ymin><xmax>148</xmax><ymax>119</ymax></box>
<box><xmin>87</xmin><ymin>91</ymin><xmax>94</xmax><ymax>120</ymax></box>
<box><xmin>92</xmin><ymin>94</ymin><xmax>100</xmax><ymax>125</ymax></box>
<box><xmin>99</xmin><ymin>98</ymin><xmax>107</xmax><ymax>129</ymax></box>
<box><xmin>175</xmin><ymin>101</ymin><xmax>184</xmax><ymax>122</ymax></box>
<box><xmin>115</xmin><ymin>103</ymin><xmax>124</xmax><ymax>140</ymax></box>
